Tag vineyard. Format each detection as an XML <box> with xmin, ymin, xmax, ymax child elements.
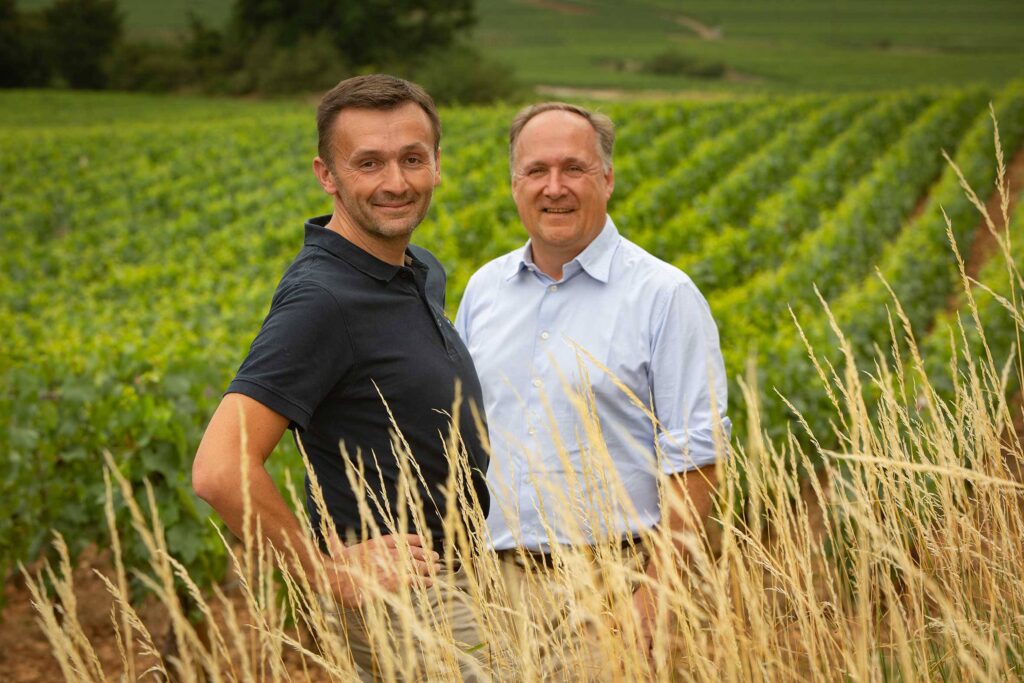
<box><xmin>2</xmin><ymin>81</ymin><xmax>1024</xmax><ymax>617</ymax></box>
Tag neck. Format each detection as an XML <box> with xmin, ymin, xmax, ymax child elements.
<box><xmin>530</xmin><ymin>245</ymin><xmax>580</xmax><ymax>281</ymax></box>
<box><xmin>326</xmin><ymin>213</ymin><xmax>408</xmax><ymax>266</ymax></box>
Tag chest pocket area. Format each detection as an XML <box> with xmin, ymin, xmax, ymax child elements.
<box><xmin>537</xmin><ymin>333</ymin><xmax>650</xmax><ymax>471</ymax></box>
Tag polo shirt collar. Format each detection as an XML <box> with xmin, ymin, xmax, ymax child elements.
<box><xmin>504</xmin><ymin>215</ymin><xmax>620</xmax><ymax>283</ymax></box>
<box><xmin>304</xmin><ymin>215</ymin><xmax>421</xmax><ymax>282</ymax></box>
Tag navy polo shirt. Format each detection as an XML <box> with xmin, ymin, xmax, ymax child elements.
<box><xmin>227</xmin><ymin>215</ymin><xmax>489</xmax><ymax>549</ymax></box>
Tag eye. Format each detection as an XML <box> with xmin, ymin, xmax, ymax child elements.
<box><xmin>358</xmin><ymin>159</ymin><xmax>380</xmax><ymax>170</ymax></box>
<box><xmin>404</xmin><ymin>155</ymin><xmax>425</xmax><ymax>166</ymax></box>
<box><xmin>566</xmin><ymin>165</ymin><xmax>585</xmax><ymax>177</ymax></box>
<box><xmin>526</xmin><ymin>167</ymin><xmax>546</xmax><ymax>178</ymax></box>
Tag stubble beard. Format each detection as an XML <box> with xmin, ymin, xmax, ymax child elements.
<box><xmin>337</xmin><ymin>186</ymin><xmax>433</xmax><ymax>241</ymax></box>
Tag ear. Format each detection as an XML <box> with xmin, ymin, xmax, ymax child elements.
<box><xmin>604</xmin><ymin>165</ymin><xmax>615</xmax><ymax>200</ymax></box>
<box><xmin>433</xmin><ymin>147</ymin><xmax>442</xmax><ymax>187</ymax></box>
<box><xmin>510</xmin><ymin>171</ymin><xmax>523</xmax><ymax>198</ymax></box>
<box><xmin>313</xmin><ymin>157</ymin><xmax>338</xmax><ymax>195</ymax></box>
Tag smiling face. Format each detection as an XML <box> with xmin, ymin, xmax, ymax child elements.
<box><xmin>511</xmin><ymin>109</ymin><xmax>614</xmax><ymax>272</ymax></box>
<box><xmin>314</xmin><ymin>101</ymin><xmax>441</xmax><ymax>248</ymax></box>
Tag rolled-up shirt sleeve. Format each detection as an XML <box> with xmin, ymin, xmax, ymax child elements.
<box><xmin>650</xmin><ymin>279</ymin><xmax>731</xmax><ymax>473</ymax></box>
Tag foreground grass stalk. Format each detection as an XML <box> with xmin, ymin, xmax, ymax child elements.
<box><xmin>24</xmin><ymin>142</ymin><xmax>1024</xmax><ymax>680</ymax></box>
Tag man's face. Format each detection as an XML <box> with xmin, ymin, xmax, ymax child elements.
<box><xmin>320</xmin><ymin>102</ymin><xmax>441</xmax><ymax>241</ymax></box>
<box><xmin>511</xmin><ymin>110</ymin><xmax>613</xmax><ymax>258</ymax></box>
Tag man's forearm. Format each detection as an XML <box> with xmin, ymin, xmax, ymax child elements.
<box><xmin>632</xmin><ymin>464</ymin><xmax>718</xmax><ymax>654</ymax></box>
<box><xmin>198</xmin><ymin>461</ymin><xmax>325</xmax><ymax>577</ymax></box>
<box><xmin>193</xmin><ymin>394</ymin><xmax>325</xmax><ymax>578</ymax></box>
<box><xmin>645</xmin><ymin>463</ymin><xmax>717</xmax><ymax>580</ymax></box>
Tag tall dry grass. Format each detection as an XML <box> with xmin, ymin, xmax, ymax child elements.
<box><xmin>22</xmin><ymin>136</ymin><xmax>1024</xmax><ymax>682</ymax></box>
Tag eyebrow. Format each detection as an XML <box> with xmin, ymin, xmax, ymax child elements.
<box><xmin>350</xmin><ymin>142</ymin><xmax>431</xmax><ymax>158</ymax></box>
<box><xmin>521</xmin><ymin>155</ymin><xmax>592</xmax><ymax>168</ymax></box>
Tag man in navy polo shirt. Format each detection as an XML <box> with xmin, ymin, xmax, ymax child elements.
<box><xmin>192</xmin><ymin>75</ymin><xmax>492</xmax><ymax>680</ymax></box>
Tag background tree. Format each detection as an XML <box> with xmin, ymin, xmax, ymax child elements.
<box><xmin>43</xmin><ymin>0</ymin><xmax>122</xmax><ymax>89</ymax></box>
<box><xmin>231</xmin><ymin>0</ymin><xmax>475</xmax><ymax>67</ymax></box>
<box><xmin>0</xmin><ymin>0</ymin><xmax>50</xmax><ymax>86</ymax></box>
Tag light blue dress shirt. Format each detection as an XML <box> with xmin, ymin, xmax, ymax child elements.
<box><xmin>455</xmin><ymin>216</ymin><xmax>731</xmax><ymax>551</ymax></box>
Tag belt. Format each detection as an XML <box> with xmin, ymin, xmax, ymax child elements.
<box><xmin>495</xmin><ymin>536</ymin><xmax>647</xmax><ymax>571</ymax></box>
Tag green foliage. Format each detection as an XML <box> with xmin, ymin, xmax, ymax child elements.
<box><xmin>42</xmin><ymin>0</ymin><xmax>123</xmax><ymax>88</ymax></box>
<box><xmin>689</xmin><ymin>92</ymin><xmax>934</xmax><ymax>293</ymax></box>
<box><xmin>643</xmin><ymin>49</ymin><xmax>726</xmax><ymax>79</ymax></box>
<box><xmin>475</xmin><ymin>0</ymin><xmax>1024</xmax><ymax>93</ymax></box>
<box><xmin>107</xmin><ymin>40</ymin><xmax>193</xmax><ymax>92</ymax></box>
<box><xmin>0</xmin><ymin>89</ymin><xmax>304</xmax><ymax>128</ymax></box>
<box><xmin>0</xmin><ymin>0</ymin><xmax>50</xmax><ymax>86</ymax></box>
<box><xmin>619</xmin><ymin>96</ymin><xmax>820</xmax><ymax>253</ymax></box>
<box><xmin>11</xmin><ymin>0</ymin><xmax>1024</xmax><ymax>95</ymax></box>
<box><xmin>229</xmin><ymin>29</ymin><xmax>348</xmax><ymax>96</ymax></box>
<box><xmin>407</xmin><ymin>43</ymin><xmax>524</xmax><ymax>107</ymax></box>
<box><xmin>231</xmin><ymin>0</ymin><xmax>474</xmax><ymax>69</ymax></box>
<box><xmin>5</xmin><ymin>0</ymin><xmax>523</xmax><ymax>104</ymax></box>
<box><xmin>2</xmin><ymin>87</ymin><xmax>1022</xmax><ymax>610</ymax></box>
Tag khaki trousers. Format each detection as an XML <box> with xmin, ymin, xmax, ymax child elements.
<box><xmin>495</xmin><ymin>545</ymin><xmax>652</xmax><ymax>682</ymax></box>
<box><xmin>320</xmin><ymin>566</ymin><xmax>503</xmax><ymax>682</ymax></box>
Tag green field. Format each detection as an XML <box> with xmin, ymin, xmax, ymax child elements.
<box><xmin>0</xmin><ymin>89</ymin><xmax>308</xmax><ymax>128</ymax></box>
<box><xmin>476</xmin><ymin>0</ymin><xmax>1024</xmax><ymax>92</ymax></box>
<box><xmin>2</xmin><ymin>84</ymin><xmax>1023</xmax><ymax>589</ymax></box>
<box><xmin>16</xmin><ymin>0</ymin><xmax>1024</xmax><ymax>93</ymax></box>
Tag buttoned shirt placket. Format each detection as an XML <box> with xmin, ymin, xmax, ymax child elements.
<box><xmin>515</xmin><ymin>257</ymin><xmax>587</xmax><ymax>541</ymax></box>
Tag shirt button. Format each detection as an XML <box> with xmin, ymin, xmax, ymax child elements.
<box><xmin>548</xmin><ymin>285</ymin><xmax>558</xmax><ymax>293</ymax></box>
<box><xmin>532</xmin><ymin>378</ymin><xmax>542</xmax><ymax>388</ymax></box>
<box><xmin>540</xmin><ymin>331</ymin><xmax>550</xmax><ymax>340</ymax></box>
<box><xmin>528</xmin><ymin>427</ymin><xmax>536</xmax><ymax>436</ymax></box>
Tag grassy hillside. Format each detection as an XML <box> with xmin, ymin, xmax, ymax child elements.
<box><xmin>16</xmin><ymin>0</ymin><xmax>1024</xmax><ymax>93</ymax></box>
<box><xmin>474</xmin><ymin>0</ymin><xmax>1024</xmax><ymax>92</ymax></box>
<box><xmin>0</xmin><ymin>90</ymin><xmax>307</xmax><ymax>128</ymax></box>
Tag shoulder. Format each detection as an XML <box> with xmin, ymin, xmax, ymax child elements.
<box><xmin>463</xmin><ymin>247</ymin><xmax>524</xmax><ymax>295</ymax></box>
<box><xmin>408</xmin><ymin>243</ymin><xmax>442</xmax><ymax>272</ymax></box>
<box><xmin>274</xmin><ymin>258</ymin><xmax>344</xmax><ymax>308</ymax></box>
<box><xmin>614</xmin><ymin>236</ymin><xmax>704</xmax><ymax>300</ymax></box>
<box><xmin>408</xmin><ymin>243</ymin><xmax>447</xmax><ymax>307</ymax></box>
<box><xmin>610</xmin><ymin>237</ymin><xmax>717</xmax><ymax>331</ymax></box>
<box><xmin>263</xmin><ymin>279</ymin><xmax>349</xmax><ymax>336</ymax></box>
<box><xmin>276</xmin><ymin>247</ymin><xmax>352</xmax><ymax>304</ymax></box>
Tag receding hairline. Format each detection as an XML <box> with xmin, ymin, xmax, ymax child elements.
<box><xmin>508</xmin><ymin>102</ymin><xmax>615</xmax><ymax>173</ymax></box>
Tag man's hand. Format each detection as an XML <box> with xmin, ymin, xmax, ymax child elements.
<box><xmin>629</xmin><ymin>464</ymin><xmax>717</xmax><ymax>669</ymax></box>
<box><xmin>325</xmin><ymin>533</ymin><xmax>440</xmax><ymax>608</ymax></box>
<box><xmin>631</xmin><ymin>582</ymin><xmax>656</xmax><ymax>665</ymax></box>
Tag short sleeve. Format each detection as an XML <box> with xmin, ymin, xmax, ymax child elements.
<box><xmin>227</xmin><ymin>282</ymin><xmax>354</xmax><ymax>431</ymax></box>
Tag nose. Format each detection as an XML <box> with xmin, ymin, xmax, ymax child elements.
<box><xmin>543</xmin><ymin>168</ymin><xmax>566</xmax><ymax>198</ymax></box>
<box><xmin>380</xmin><ymin>160</ymin><xmax>410</xmax><ymax>195</ymax></box>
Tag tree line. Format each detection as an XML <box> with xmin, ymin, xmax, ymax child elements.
<box><xmin>0</xmin><ymin>0</ymin><xmax>521</xmax><ymax>103</ymax></box>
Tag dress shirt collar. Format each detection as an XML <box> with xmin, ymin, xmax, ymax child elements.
<box><xmin>504</xmin><ymin>215</ymin><xmax>620</xmax><ymax>283</ymax></box>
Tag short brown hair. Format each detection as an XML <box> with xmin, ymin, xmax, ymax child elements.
<box><xmin>508</xmin><ymin>102</ymin><xmax>615</xmax><ymax>173</ymax></box>
<box><xmin>317</xmin><ymin>74</ymin><xmax>441</xmax><ymax>168</ymax></box>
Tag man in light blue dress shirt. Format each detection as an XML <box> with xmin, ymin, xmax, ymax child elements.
<box><xmin>455</xmin><ymin>102</ymin><xmax>731</xmax><ymax>671</ymax></box>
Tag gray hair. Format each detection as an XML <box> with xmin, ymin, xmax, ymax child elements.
<box><xmin>508</xmin><ymin>102</ymin><xmax>615</xmax><ymax>175</ymax></box>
